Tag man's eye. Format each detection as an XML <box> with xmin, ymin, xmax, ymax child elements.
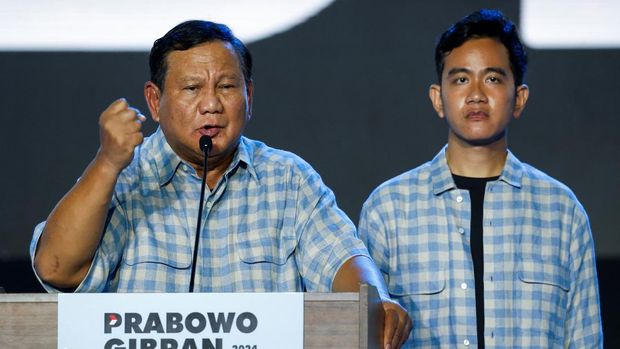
<box><xmin>184</xmin><ymin>86</ymin><xmax>198</xmax><ymax>91</ymax></box>
<box><xmin>487</xmin><ymin>76</ymin><xmax>501</xmax><ymax>83</ymax></box>
<box><xmin>455</xmin><ymin>77</ymin><xmax>468</xmax><ymax>84</ymax></box>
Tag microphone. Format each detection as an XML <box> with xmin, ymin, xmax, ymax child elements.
<box><xmin>199</xmin><ymin>135</ymin><xmax>212</xmax><ymax>153</ymax></box>
<box><xmin>189</xmin><ymin>135</ymin><xmax>212</xmax><ymax>292</ymax></box>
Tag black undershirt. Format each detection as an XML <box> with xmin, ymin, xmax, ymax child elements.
<box><xmin>452</xmin><ymin>174</ymin><xmax>499</xmax><ymax>349</ymax></box>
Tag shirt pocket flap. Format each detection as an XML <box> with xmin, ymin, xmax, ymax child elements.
<box><xmin>388</xmin><ymin>267</ymin><xmax>446</xmax><ymax>296</ymax></box>
<box><xmin>236</xmin><ymin>229</ymin><xmax>297</xmax><ymax>266</ymax></box>
<box><xmin>518</xmin><ymin>259</ymin><xmax>571</xmax><ymax>292</ymax></box>
<box><xmin>122</xmin><ymin>223</ymin><xmax>192</xmax><ymax>268</ymax></box>
<box><xmin>123</xmin><ymin>250</ymin><xmax>191</xmax><ymax>268</ymax></box>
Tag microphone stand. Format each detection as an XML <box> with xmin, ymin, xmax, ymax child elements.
<box><xmin>189</xmin><ymin>136</ymin><xmax>212</xmax><ymax>292</ymax></box>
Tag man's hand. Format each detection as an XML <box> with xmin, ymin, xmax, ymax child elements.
<box><xmin>96</xmin><ymin>98</ymin><xmax>146</xmax><ymax>174</ymax></box>
<box><xmin>332</xmin><ymin>256</ymin><xmax>412</xmax><ymax>348</ymax></box>
<box><xmin>381</xmin><ymin>299</ymin><xmax>412</xmax><ymax>349</ymax></box>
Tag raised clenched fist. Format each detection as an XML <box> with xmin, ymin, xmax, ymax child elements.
<box><xmin>96</xmin><ymin>98</ymin><xmax>146</xmax><ymax>174</ymax></box>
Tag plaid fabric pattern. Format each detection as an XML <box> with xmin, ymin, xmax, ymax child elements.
<box><xmin>359</xmin><ymin>146</ymin><xmax>602</xmax><ymax>348</ymax></box>
<box><xmin>31</xmin><ymin>128</ymin><xmax>368</xmax><ymax>293</ymax></box>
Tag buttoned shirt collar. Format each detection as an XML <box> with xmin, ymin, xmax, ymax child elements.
<box><xmin>150</xmin><ymin>128</ymin><xmax>258</xmax><ymax>187</ymax></box>
<box><xmin>429</xmin><ymin>145</ymin><xmax>524</xmax><ymax>196</ymax></box>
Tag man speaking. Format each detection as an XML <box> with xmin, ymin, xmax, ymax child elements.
<box><xmin>30</xmin><ymin>20</ymin><xmax>411</xmax><ymax>349</ymax></box>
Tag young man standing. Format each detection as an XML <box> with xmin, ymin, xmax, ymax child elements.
<box><xmin>359</xmin><ymin>9</ymin><xmax>602</xmax><ymax>348</ymax></box>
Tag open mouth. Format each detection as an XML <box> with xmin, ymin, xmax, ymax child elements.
<box><xmin>198</xmin><ymin>126</ymin><xmax>221</xmax><ymax>138</ymax></box>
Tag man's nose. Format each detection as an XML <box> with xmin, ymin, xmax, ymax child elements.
<box><xmin>199</xmin><ymin>88</ymin><xmax>223</xmax><ymax>114</ymax></box>
<box><xmin>466</xmin><ymin>80</ymin><xmax>488</xmax><ymax>103</ymax></box>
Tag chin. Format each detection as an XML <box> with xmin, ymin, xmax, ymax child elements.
<box><xmin>466</xmin><ymin>134</ymin><xmax>506</xmax><ymax>146</ymax></box>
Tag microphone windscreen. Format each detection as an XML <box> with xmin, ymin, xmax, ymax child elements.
<box><xmin>199</xmin><ymin>135</ymin><xmax>212</xmax><ymax>152</ymax></box>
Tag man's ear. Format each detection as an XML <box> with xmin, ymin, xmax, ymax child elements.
<box><xmin>513</xmin><ymin>84</ymin><xmax>530</xmax><ymax>119</ymax></box>
<box><xmin>144</xmin><ymin>81</ymin><xmax>162</xmax><ymax>123</ymax></box>
<box><xmin>429</xmin><ymin>84</ymin><xmax>445</xmax><ymax>119</ymax></box>
<box><xmin>246</xmin><ymin>80</ymin><xmax>254</xmax><ymax>121</ymax></box>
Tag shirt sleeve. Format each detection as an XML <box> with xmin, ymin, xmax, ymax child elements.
<box><xmin>28</xmin><ymin>197</ymin><xmax>129</xmax><ymax>293</ymax></box>
<box><xmin>564</xmin><ymin>204</ymin><xmax>603</xmax><ymax>347</ymax></box>
<box><xmin>77</xmin><ymin>201</ymin><xmax>129</xmax><ymax>292</ymax></box>
<box><xmin>29</xmin><ymin>221</ymin><xmax>63</xmax><ymax>293</ymax></box>
<box><xmin>292</xmin><ymin>169</ymin><xmax>370</xmax><ymax>292</ymax></box>
<box><xmin>358</xmin><ymin>192</ymin><xmax>391</xmax><ymax>282</ymax></box>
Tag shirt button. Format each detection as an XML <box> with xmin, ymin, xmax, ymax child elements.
<box><xmin>458</xmin><ymin>227</ymin><xmax>465</xmax><ymax>235</ymax></box>
<box><xmin>456</xmin><ymin>196</ymin><xmax>463</xmax><ymax>203</ymax></box>
<box><xmin>463</xmin><ymin>339</ymin><xmax>470</xmax><ymax>346</ymax></box>
<box><xmin>460</xmin><ymin>282</ymin><xmax>468</xmax><ymax>289</ymax></box>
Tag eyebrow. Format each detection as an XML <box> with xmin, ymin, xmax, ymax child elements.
<box><xmin>179</xmin><ymin>73</ymin><xmax>242</xmax><ymax>82</ymax></box>
<box><xmin>446</xmin><ymin>67</ymin><xmax>509</xmax><ymax>77</ymax></box>
<box><xmin>446</xmin><ymin>67</ymin><xmax>470</xmax><ymax>77</ymax></box>
<box><xmin>484</xmin><ymin>67</ymin><xmax>509</xmax><ymax>76</ymax></box>
<box><xmin>179</xmin><ymin>76</ymin><xmax>201</xmax><ymax>83</ymax></box>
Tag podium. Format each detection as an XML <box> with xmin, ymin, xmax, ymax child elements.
<box><xmin>0</xmin><ymin>284</ymin><xmax>383</xmax><ymax>348</ymax></box>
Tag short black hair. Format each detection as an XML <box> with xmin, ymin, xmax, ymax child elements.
<box><xmin>149</xmin><ymin>20</ymin><xmax>253</xmax><ymax>90</ymax></box>
<box><xmin>434</xmin><ymin>9</ymin><xmax>527</xmax><ymax>86</ymax></box>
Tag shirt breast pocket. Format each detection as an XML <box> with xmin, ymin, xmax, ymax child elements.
<box><xmin>518</xmin><ymin>258</ymin><xmax>570</xmax><ymax>292</ymax></box>
<box><xmin>387</xmin><ymin>265</ymin><xmax>446</xmax><ymax>345</ymax></box>
<box><xmin>122</xmin><ymin>221</ymin><xmax>192</xmax><ymax>269</ymax></box>
<box><xmin>236</xmin><ymin>228</ymin><xmax>297</xmax><ymax>266</ymax></box>
<box><xmin>515</xmin><ymin>258</ymin><xmax>571</xmax><ymax>344</ymax></box>
<box><xmin>388</xmin><ymin>267</ymin><xmax>446</xmax><ymax>296</ymax></box>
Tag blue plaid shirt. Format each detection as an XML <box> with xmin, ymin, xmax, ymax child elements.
<box><xmin>31</xmin><ymin>128</ymin><xmax>368</xmax><ymax>293</ymax></box>
<box><xmin>359</xmin><ymin>146</ymin><xmax>602</xmax><ymax>348</ymax></box>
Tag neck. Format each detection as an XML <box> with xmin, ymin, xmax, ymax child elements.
<box><xmin>446</xmin><ymin>134</ymin><xmax>507</xmax><ymax>178</ymax></box>
<box><xmin>194</xmin><ymin>149</ymin><xmax>235</xmax><ymax>189</ymax></box>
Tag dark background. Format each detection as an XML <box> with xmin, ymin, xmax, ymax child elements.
<box><xmin>1</xmin><ymin>0</ymin><xmax>618</xmax><ymax>345</ymax></box>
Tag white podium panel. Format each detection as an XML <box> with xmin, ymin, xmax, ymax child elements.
<box><xmin>58</xmin><ymin>293</ymin><xmax>303</xmax><ymax>349</ymax></box>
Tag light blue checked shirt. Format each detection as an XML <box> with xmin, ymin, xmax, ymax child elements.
<box><xmin>31</xmin><ymin>128</ymin><xmax>368</xmax><ymax>293</ymax></box>
<box><xmin>359</xmin><ymin>146</ymin><xmax>602</xmax><ymax>348</ymax></box>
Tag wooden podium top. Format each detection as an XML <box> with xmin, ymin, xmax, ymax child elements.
<box><xmin>0</xmin><ymin>284</ymin><xmax>383</xmax><ymax>349</ymax></box>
